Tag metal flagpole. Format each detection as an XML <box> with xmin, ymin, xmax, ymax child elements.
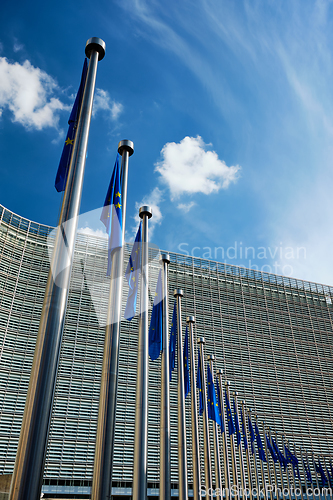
<box><xmin>174</xmin><ymin>289</ymin><xmax>188</xmax><ymax>500</ymax></box>
<box><xmin>226</xmin><ymin>382</ymin><xmax>239</xmax><ymax>500</ymax></box>
<box><xmin>248</xmin><ymin>408</ymin><xmax>260</xmax><ymax>498</ymax></box>
<box><xmin>287</xmin><ymin>440</ymin><xmax>298</xmax><ymax>500</ymax></box>
<box><xmin>9</xmin><ymin>37</ymin><xmax>105</xmax><ymax>500</ymax></box>
<box><xmin>187</xmin><ymin>316</ymin><xmax>201</xmax><ymax>500</ymax></box>
<box><xmin>160</xmin><ymin>253</ymin><xmax>171</xmax><ymax>500</ymax></box>
<box><xmin>262</xmin><ymin>421</ymin><xmax>273</xmax><ymax>500</ymax></box>
<box><xmin>198</xmin><ymin>338</ymin><xmax>213</xmax><ymax>500</ymax></box>
<box><xmin>91</xmin><ymin>139</ymin><xmax>134</xmax><ymax>500</ymax></box>
<box><xmin>311</xmin><ymin>452</ymin><xmax>321</xmax><ymax>500</ymax></box>
<box><xmin>234</xmin><ymin>393</ymin><xmax>246</xmax><ymax>500</ymax></box>
<box><xmin>300</xmin><ymin>448</ymin><xmax>311</xmax><ymax>499</ymax></box>
<box><xmin>217</xmin><ymin>370</ymin><xmax>231</xmax><ymax>500</ymax></box>
<box><xmin>241</xmin><ymin>401</ymin><xmax>253</xmax><ymax>500</ymax></box>
<box><xmin>291</xmin><ymin>442</ymin><xmax>304</xmax><ymax>500</ymax></box>
<box><xmin>132</xmin><ymin>205</ymin><xmax>152</xmax><ymax>500</ymax></box>
<box><xmin>254</xmin><ymin>414</ymin><xmax>268</xmax><ymax>500</ymax></box>
<box><xmin>268</xmin><ymin>427</ymin><xmax>280</xmax><ymax>498</ymax></box>
<box><xmin>281</xmin><ymin>434</ymin><xmax>292</xmax><ymax>500</ymax></box>
<box><xmin>208</xmin><ymin>356</ymin><xmax>222</xmax><ymax>500</ymax></box>
<box><xmin>274</xmin><ymin>430</ymin><xmax>287</xmax><ymax>500</ymax></box>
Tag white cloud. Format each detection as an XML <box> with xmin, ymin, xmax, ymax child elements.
<box><xmin>93</xmin><ymin>88</ymin><xmax>123</xmax><ymax>120</ymax></box>
<box><xmin>177</xmin><ymin>201</ymin><xmax>196</xmax><ymax>212</ymax></box>
<box><xmin>155</xmin><ymin>136</ymin><xmax>240</xmax><ymax>198</ymax></box>
<box><xmin>133</xmin><ymin>187</ymin><xmax>164</xmax><ymax>239</ymax></box>
<box><xmin>0</xmin><ymin>57</ymin><xmax>68</xmax><ymax>130</ymax></box>
<box><xmin>13</xmin><ymin>39</ymin><xmax>24</xmax><ymax>53</ymax></box>
<box><xmin>77</xmin><ymin>226</ymin><xmax>107</xmax><ymax>239</ymax></box>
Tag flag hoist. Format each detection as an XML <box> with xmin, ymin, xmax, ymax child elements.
<box><xmin>225</xmin><ymin>381</ymin><xmax>240</xmax><ymax>500</ymax></box>
<box><xmin>233</xmin><ymin>392</ymin><xmax>246</xmax><ymax>499</ymax></box>
<box><xmin>208</xmin><ymin>355</ymin><xmax>222</xmax><ymax>500</ymax></box>
<box><xmin>132</xmin><ymin>205</ymin><xmax>152</xmax><ymax>500</ymax></box>
<box><xmin>247</xmin><ymin>408</ymin><xmax>260</xmax><ymax>495</ymax></box>
<box><xmin>197</xmin><ymin>338</ymin><xmax>213</xmax><ymax>499</ymax></box>
<box><xmin>254</xmin><ymin>415</ymin><xmax>267</xmax><ymax>500</ymax></box>
<box><xmin>217</xmin><ymin>369</ymin><xmax>231</xmax><ymax>500</ymax></box>
<box><xmin>160</xmin><ymin>253</ymin><xmax>171</xmax><ymax>500</ymax></box>
<box><xmin>240</xmin><ymin>400</ymin><xmax>253</xmax><ymax>500</ymax></box>
<box><xmin>9</xmin><ymin>37</ymin><xmax>105</xmax><ymax>500</ymax></box>
<box><xmin>174</xmin><ymin>289</ymin><xmax>189</xmax><ymax>500</ymax></box>
<box><xmin>187</xmin><ymin>316</ymin><xmax>201</xmax><ymax>500</ymax></box>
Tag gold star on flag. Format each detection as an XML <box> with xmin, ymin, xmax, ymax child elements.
<box><xmin>115</xmin><ymin>202</ymin><xmax>122</xmax><ymax>209</ymax></box>
<box><xmin>65</xmin><ymin>137</ymin><xmax>74</xmax><ymax>146</ymax></box>
<box><xmin>115</xmin><ymin>191</ymin><xmax>121</xmax><ymax>198</ymax></box>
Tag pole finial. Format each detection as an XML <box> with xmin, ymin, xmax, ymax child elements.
<box><xmin>233</xmin><ymin>391</ymin><xmax>238</xmax><ymax>396</ymax></box>
<box><xmin>208</xmin><ymin>354</ymin><xmax>215</xmax><ymax>361</ymax></box>
<box><xmin>139</xmin><ymin>206</ymin><xmax>152</xmax><ymax>219</ymax></box>
<box><xmin>174</xmin><ymin>288</ymin><xmax>183</xmax><ymax>297</ymax></box>
<box><xmin>85</xmin><ymin>37</ymin><xmax>106</xmax><ymax>60</ymax></box>
<box><xmin>225</xmin><ymin>381</ymin><xmax>231</xmax><ymax>387</ymax></box>
<box><xmin>118</xmin><ymin>140</ymin><xmax>134</xmax><ymax>156</ymax></box>
<box><xmin>160</xmin><ymin>253</ymin><xmax>170</xmax><ymax>264</ymax></box>
<box><xmin>186</xmin><ymin>315</ymin><xmax>195</xmax><ymax>323</ymax></box>
<box><xmin>216</xmin><ymin>368</ymin><xmax>223</xmax><ymax>375</ymax></box>
<box><xmin>197</xmin><ymin>337</ymin><xmax>205</xmax><ymax>344</ymax></box>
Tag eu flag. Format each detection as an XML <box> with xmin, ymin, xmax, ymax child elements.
<box><xmin>207</xmin><ymin>364</ymin><xmax>222</xmax><ymax>426</ymax></box>
<box><xmin>303</xmin><ymin>457</ymin><xmax>313</xmax><ymax>484</ymax></box>
<box><xmin>196</xmin><ymin>349</ymin><xmax>204</xmax><ymax>415</ymax></box>
<box><xmin>148</xmin><ymin>270</ymin><xmax>163</xmax><ymax>360</ymax></box>
<box><xmin>254</xmin><ymin>422</ymin><xmax>266</xmax><ymax>462</ymax></box>
<box><xmin>285</xmin><ymin>445</ymin><xmax>298</xmax><ymax>467</ymax></box>
<box><xmin>183</xmin><ymin>326</ymin><xmax>190</xmax><ymax>398</ymax></box>
<box><xmin>272</xmin><ymin>437</ymin><xmax>287</xmax><ymax>469</ymax></box>
<box><xmin>315</xmin><ymin>459</ymin><xmax>328</xmax><ymax>486</ymax></box>
<box><xmin>248</xmin><ymin>416</ymin><xmax>255</xmax><ymax>455</ymax></box>
<box><xmin>225</xmin><ymin>390</ymin><xmax>235</xmax><ymax>436</ymax></box>
<box><xmin>124</xmin><ymin>222</ymin><xmax>142</xmax><ymax>321</ymax></box>
<box><xmin>233</xmin><ymin>399</ymin><xmax>241</xmax><ymax>447</ymax></box>
<box><xmin>100</xmin><ymin>154</ymin><xmax>123</xmax><ymax>276</ymax></box>
<box><xmin>266</xmin><ymin>435</ymin><xmax>278</xmax><ymax>463</ymax></box>
<box><xmin>169</xmin><ymin>302</ymin><xmax>177</xmax><ymax>381</ymax></box>
<box><xmin>215</xmin><ymin>377</ymin><xmax>225</xmax><ymax>431</ymax></box>
<box><xmin>240</xmin><ymin>407</ymin><xmax>248</xmax><ymax>450</ymax></box>
<box><xmin>55</xmin><ymin>59</ymin><xmax>88</xmax><ymax>192</ymax></box>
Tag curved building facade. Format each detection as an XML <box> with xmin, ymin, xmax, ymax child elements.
<box><xmin>0</xmin><ymin>204</ymin><xmax>333</xmax><ymax>497</ymax></box>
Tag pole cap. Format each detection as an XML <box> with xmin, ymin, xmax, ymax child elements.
<box><xmin>174</xmin><ymin>288</ymin><xmax>183</xmax><ymax>297</ymax></box>
<box><xmin>118</xmin><ymin>140</ymin><xmax>134</xmax><ymax>156</ymax></box>
<box><xmin>241</xmin><ymin>400</ymin><xmax>246</xmax><ymax>405</ymax></box>
<box><xmin>160</xmin><ymin>253</ymin><xmax>170</xmax><ymax>264</ymax></box>
<box><xmin>233</xmin><ymin>391</ymin><xmax>238</xmax><ymax>396</ymax></box>
<box><xmin>85</xmin><ymin>37</ymin><xmax>106</xmax><ymax>60</ymax></box>
<box><xmin>186</xmin><ymin>315</ymin><xmax>195</xmax><ymax>323</ymax></box>
<box><xmin>197</xmin><ymin>337</ymin><xmax>205</xmax><ymax>344</ymax></box>
<box><xmin>208</xmin><ymin>354</ymin><xmax>215</xmax><ymax>361</ymax></box>
<box><xmin>225</xmin><ymin>381</ymin><xmax>231</xmax><ymax>387</ymax></box>
<box><xmin>139</xmin><ymin>206</ymin><xmax>152</xmax><ymax>219</ymax></box>
<box><xmin>216</xmin><ymin>369</ymin><xmax>223</xmax><ymax>375</ymax></box>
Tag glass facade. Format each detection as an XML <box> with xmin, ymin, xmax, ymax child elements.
<box><xmin>0</xmin><ymin>204</ymin><xmax>333</xmax><ymax>496</ymax></box>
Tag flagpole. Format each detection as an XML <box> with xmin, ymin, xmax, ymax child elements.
<box><xmin>281</xmin><ymin>434</ymin><xmax>293</xmax><ymax>500</ymax></box>
<box><xmin>274</xmin><ymin>430</ymin><xmax>287</xmax><ymax>500</ymax></box>
<box><xmin>300</xmin><ymin>448</ymin><xmax>311</xmax><ymax>498</ymax></box>
<box><xmin>9</xmin><ymin>37</ymin><xmax>105</xmax><ymax>500</ymax></box>
<box><xmin>226</xmin><ymin>382</ymin><xmax>239</xmax><ymax>500</ymax></box>
<box><xmin>198</xmin><ymin>338</ymin><xmax>213</xmax><ymax>499</ymax></box>
<box><xmin>292</xmin><ymin>443</ymin><xmax>304</xmax><ymax>500</ymax></box>
<box><xmin>241</xmin><ymin>401</ymin><xmax>253</xmax><ymax>500</ymax></box>
<box><xmin>217</xmin><ymin>370</ymin><xmax>231</xmax><ymax>500</ymax></box>
<box><xmin>286</xmin><ymin>440</ymin><xmax>298</xmax><ymax>500</ymax></box>
<box><xmin>268</xmin><ymin>427</ymin><xmax>281</xmax><ymax>499</ymax></box>
<box><xmin>91</xmin><ymin>139</ymin><xmax>134</xmax><ymax>500</ymax></box>
<box><xmin>132</xmin><ymin>205</ymin><xmax>152</xmax><ymax>500</ymax></box>
<box><xmin>174</xmin><ymin>289</ymin><xmax>188</xmax><ymax>500</ymax></box>
<box><xmin>208</xmin><ymin>356</ymin><xmax>222</xmax><ymax>500</ymax></box>
<box><xmin>254</xmin><ymin>414</ymin><xmax>267</xmax><ymax>500</ymax></box>
<box><xmin>187</xmin><ymin>316</ymin><xmax>201</xmax><ymax>500</ymax></box>
<box><xmin>248</xmin><ymin>409</ymin><xmax>260</xmax><ymax>498</ymax></box>
<box><xmin>160</xmin><ymin>254</ymin><xmax>171</xmax><ymax>500</ymax></box>
<box><xmin>234</xmin><ymin>393</ymin><xmax>246</xmax><ymax>500</ymax></box>
<box><xmin>262</xmin><ymin>421</ymin><xmax>273</xmax><ymax>500</ymax></box>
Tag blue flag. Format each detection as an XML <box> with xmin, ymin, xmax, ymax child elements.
<box><xmin>266</xmin><ymin>435</ymin><xmax>278</xmax><ymax>463</ymax></box>
<box><xmin>55</xmin><ymin>59</ymin><xmax>88</xmax><ymax>192</ymax></box>
<box><xmin>255</xmin><ymin>422</ymin><xmax>266</xmax><ymax>462</ymax></box>
<box><xmin>225</xmin><ymin>390</ymin><xmax>235</xmax><ymax>436</ymax></box>
<box><xmin>303</xmin><ymin>457</ymin><xmax>313</xmax><ymax>484</ymax></box>
<box><xmin>196</xmin><ymin>349</ymin><xmax>204</xmax><ymax>415</ymax></box>
<box><xmin>240</xmin><ymin>407</ymin><xmax>248</xmax><ymax>450</ymax></box>
<box><xmin>207</xmin><ymin>364</ymin><xmax>222</xmax><ymax>426</ymax></box>
<box><xmin>233</xmin><ymin>399</ymin><xmax>241</xmax><ymax>447</ymax></box>
<box><xmin>183</xmin><ymin>326</ymin><xmax>190</xmax><ymax>398</ymax></box>
<box><xmin>315</xmin><ymin>459</ymin><xmax>328</xmax><ymax>486</ymax></box>
<box><xmin>169</xmin><ymin>302</ymin><xmax>177</xmax><ymax>381</ymax></box>
<box><xmin>124</xmin><ymin>222</ymin><xmax>142</xmax><ymax>321</ymax></box>
<box><xmin>248</xmin><ymin>416</ymin><xmax>255</xmax><ymax>455</ymax></box>
<box><xmin>285</xmin><ymin>445</ymin><xmax>298</xmax><ymax>467</ymax></box>
<box><xmin>148</xmin><ymin>270</ymin><xmax>163</xmax><ymax>360</ymax></box>
<box><xmin>100</xmin><ymin>154</ymin><xmax>123</xmax><ymax>276</ymax></box>
<box><xmin>272</xmin><ymin>437</ymin><xmax>287</xmax><ymax>469</ymax></box>
<box><xmin>215</xmin><ymin>377</ymin><xmax>225</xmax><ymax>431</ymax></box>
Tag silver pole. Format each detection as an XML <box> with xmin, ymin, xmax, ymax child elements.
<box><xmin>234</xmin><ymin>393</ymin><xmax>246</xmax><ymax>500</ymax></box>
<box><xmin>198</xmin><ymin>338</ymin><xmax>213</xmax><ymax>500</ymax></box>
<box><xmin>267</xmin><ymin>427</ymin><xmax>280</xmax><ymax>499</ymax></box>
<box><xmin>262</xmin><ymin>421</ymin><xmax>272</xmax><ymax>500</ymax></box>
<box><xmin>248</xmin><ymin>408</ymin><xmax>260</xmax><ymax>498</ymax></box>
<box><xmin>293</xmin><ymin>444</ymin><xmax>304</xmax><ymax>500</ymax></box>
<box><xmin>274</xmin><ymin>430</ymin><xmax>287</xmax><ymax>500</ymax></box>
<box><xmin>311</xmin><ymin>452</ymin><xmax>320</xmax><ymax>500</ymax></box>
<box><xmin>300</xmin><ymin>448</ymin><xmax>310</xmax><ymax>497</ymax></box>
<box><xmin>174</xmin><ymin>289</ymin><xmax>188</xmax><ymax>500</ymax></box>
<box><xmin>226</xmin><ymin>382</ymin><xmax>239</xmax><ymax>500</ymax></box>
<box><xmin>217</xmin><ymin>370</ymin><xmax>231</xmax><ymax>500</ymax></box>
<box><xmin>281</xmin><ymin>435</ymin><xmax>292</xmax><ymax>499</ymax></box>
<box><xmin>91</xmin><ymin>139</ymin><xmax>134</xmax><ymax>500</ymax></box>
<box><xmin>187</xmin><ymin>316</ymin><xmax>201</xmax><ymax>500</ymax></box>
<box><xmin>241</xmin><ymin>401</ymin><xmax>253</xmax><ymax>500</ymax></box>
<box><xmin>254</xmin><ymin>415</ymin><xmax>267</xmax><ymax>500</ymax></box>
<box><xmin>132</xmin><ymin>205</ymin><xmax>152</xmax><ymax>500</ymax></box>
<box><xmin>160</xmin><ymin>253</ymin><xmax>171</xmax><ymax>500</ymax></box>
<box><xmin>9</xmin><ymin>37</ymin><xmax>105</xmax><ymax>500</ymax></box>
<box><xmin>208</xmin><ymin>356</ymin><xmax>222</xmax><ymax>500</ymax></box>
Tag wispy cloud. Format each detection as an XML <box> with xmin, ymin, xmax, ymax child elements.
<box><xmin>93</xmin><ymin>88</ymin><xmax>123</xmax><ymax>121</ymax></box>
<box><xmin>155</xmin><ymin>136</ymin><xmax>240</xmax><ymax>198</ymax></box>
<box><xmin>13</xmin><ymin>38</ymin><xmax>24</xmax><ymax>53</ymax></box>
<box><xmin>132</xmin><ymin>187</ymin><xmax>164</xmax><ymax>239</ymax></box>
<box><xmin>177</xmin><ymin>201</ymin><xmax>196</xmax><ymax>213</ymax></box>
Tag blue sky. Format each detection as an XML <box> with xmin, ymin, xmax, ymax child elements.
<box><xmin>1</xmin><ymin>0</ymin><xmax>333</xmax><ymax>285</ymax></box>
